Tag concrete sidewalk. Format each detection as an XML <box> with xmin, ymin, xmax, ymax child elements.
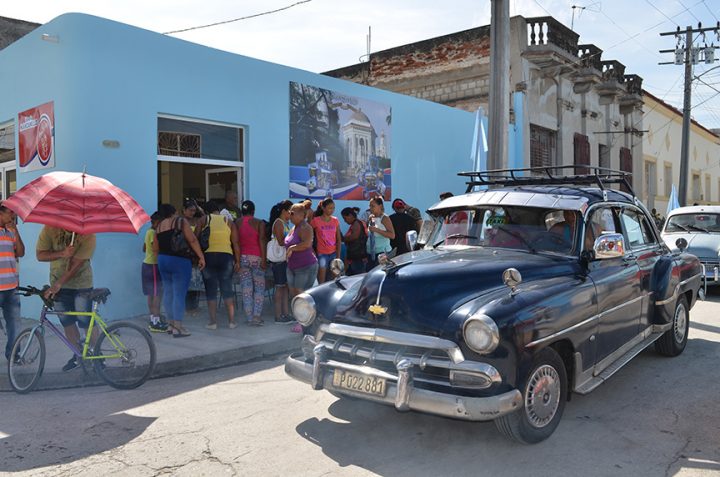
<box><xmin>0</xmin><ymin>300</ymin><xmax>301</xmax><ymax>392</ymax></box>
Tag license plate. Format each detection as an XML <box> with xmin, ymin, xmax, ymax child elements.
<box><xmin>332</xmin><ymin>369</ymin><xmax>387</xmax><ymax>397</ymax></box>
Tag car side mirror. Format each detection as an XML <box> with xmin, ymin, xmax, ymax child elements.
<box><xmin>593</xmin><ymin>233</ymin><xmax>625</xmax><ymax>259</ymax></box>
<box><xmin>675</xmin><ymin>237</ymin><xmax>688</xmax><ymax>252</ymax></box>
<box><xmin>406</xmin><ymin>230</ymin><xmax>418</xmax><ymax>251</ymax></box>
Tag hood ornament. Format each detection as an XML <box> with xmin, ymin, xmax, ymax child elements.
<box><xmin>503</xmin><ymin>268</ymin><xmax>522</xmax><ymax>295</ymax></box>
<box><xmin>369</xmin><ymin>304</ymin><xmax>388</xmax><ymax>316</ymax></box>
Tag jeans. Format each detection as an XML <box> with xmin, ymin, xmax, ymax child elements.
<box><xmin>287</xmin><ymin>263</ymin><xmax>319</xmax><ymax>290</ymax></box>
<box><xmin>158</xmin><ymin>254</ymin><xmax>192</xmax><ymax>322</ymax></box>
<box><xmin>0</xmin><ymin>289</ymin><xmax>20</xmax><ymax>360</ymax></box>
<box><xmin>202</xmin><ymin>252</ymin><xmax>235</xmax><ymax>301</ymax></box>
<box><xmin>54</xmin><ymin>288</ymin><xmax>93</xmax><ymax>328</ymax></box>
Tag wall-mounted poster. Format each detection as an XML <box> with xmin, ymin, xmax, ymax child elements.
<box><xmin>18</xmin><ymin>101</ymin><xmax>55</xmax><ymax>173</ymax></box>
<box><xmin>289</xmin><ymin>82</ymin><xmax>391</xmax><ymax>200</ymax></box>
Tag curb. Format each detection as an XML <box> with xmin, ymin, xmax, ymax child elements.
<box><xmin>0</xmin><ymin>333</ymin><xmax>301</xmax><ymax>393</ymax></box>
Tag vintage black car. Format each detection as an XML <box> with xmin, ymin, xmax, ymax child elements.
<box><xmin>284</xmin><ymin>168</ymin><xmax>703</xmax><ymax>444</ymax></box>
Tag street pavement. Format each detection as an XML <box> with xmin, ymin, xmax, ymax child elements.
<box><xmin>1</xmin><ymin>293</ymin><xmax>719</xmax><ymax>475</ymax></box>
<box><xmin>0</xmin><ymin>297</ymin><xmax>301</xmax><ymax>392</ymax></box>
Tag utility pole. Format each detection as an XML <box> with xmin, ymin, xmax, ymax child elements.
<box><xmin>488</xmin><ymin>0</ymin><xmax>509</xmax><ymax>171</ymax></box>
<box><xmin>659</xmin><ymin>22</ymin><xmax>719</xmax><ymax>207</ymax></box>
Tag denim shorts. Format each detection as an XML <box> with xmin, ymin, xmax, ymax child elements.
<box><xmin>271</xmin><ymin>261</ymin><xmax>288</xmax><ymax>286</ymax></box>
<box><xmin>202</xmin><ymin>252</ymin><xmax>235</xmax><ymax>300</ymax></box>
<box><xmin>317</xmin><ymin>252</ymin><xmax>337</xmax><ymax>270</ymax></box>
<box><xmin>54</xmin><ymin>288</ymin><xmax>93</xmax><ymax>329</ymax></box>
<box><xmin>287</xmin><ymin>263</ymin><xmax>319</xmax><ymax>290</ymax></box>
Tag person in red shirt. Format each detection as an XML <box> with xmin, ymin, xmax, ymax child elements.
<box><xmin>310</xmin><ymin>198</ymin><xmax>342</xmax><ymax>284</ymax></box>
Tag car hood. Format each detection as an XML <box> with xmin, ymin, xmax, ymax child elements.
<box><xmin>329</xmin><ymin>247</ymin><xmax>579</xmax><ymax>337</ymax></box>
<box><xmin>662</xmin><ymin>232</ymin><xmax>720</xmax><ymax>259</ymax></box>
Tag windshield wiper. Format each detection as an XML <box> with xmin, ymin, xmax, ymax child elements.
<box><xmin>434</xmin><ymin>233</ymin><xmax>477</xmax><ymax>247</ymax></box>
<box><xmin>687</xmin><ymin>224</ymin><xmax>709</xmax><ymax>233</ymax></box>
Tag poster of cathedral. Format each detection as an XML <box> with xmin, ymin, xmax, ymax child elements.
<box><xmin>289</xmin><ymin>81</ymin><xmax>392</xmax><ymax>200</ymax></box>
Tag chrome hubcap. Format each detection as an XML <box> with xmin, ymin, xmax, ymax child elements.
<box><xmin>525</xmin><ymin>365</ymin><xmax>561</xmax><ymax>428</ymax></box>
<box><xmin>674</xmin><ymin>302</ymin><xmax>687</xmax><ymax>343</ymax></box>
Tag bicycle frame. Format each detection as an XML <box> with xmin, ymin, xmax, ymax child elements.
<box><xmin>19</xmin><ymin>299</ymin><xmax>127</xmax><ymax>362</ymax></box>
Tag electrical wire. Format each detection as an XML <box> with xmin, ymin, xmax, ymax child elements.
<box><xmin>163</xmin><ymin>0</ymin><xmax>313</xmax><ymax>35</ymax></box>
<box><xmin>645</xmin><ymin>0</ymin><xmax>681</xmax><ymax>27</ymax></box>
<box><xmin>702</xmin><ymin>0</ymin><xmax>719</xmax><ymax>22</ymax></box>
<box><xmin>677</xmin><ymin>0</ymin><xmax>702</xmax><ymax>23</ymax></box>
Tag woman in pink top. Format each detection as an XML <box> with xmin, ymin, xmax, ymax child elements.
<box><xmin>237</xmin><ymin>200</ymin><xmax>267</xmax><ymax>326</ymax></box>
<box><xmin>310</xmin><ymin>198</ymin><xmax>342</xmax><ymax>284</ymax></box>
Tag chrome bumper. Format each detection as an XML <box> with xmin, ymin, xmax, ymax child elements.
<box><xmin>285</xmin><ymin>351</ymin><xmax>522</xmax><ymax>421</ymax></box>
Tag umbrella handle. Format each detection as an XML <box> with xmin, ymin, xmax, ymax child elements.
<box><xmin>70</xmin><ymin>232</ymin><xmax>75</xmax><ymax>246</ymax></box>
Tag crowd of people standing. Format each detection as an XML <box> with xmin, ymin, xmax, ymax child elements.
<box><xmin>140</xmin><ymin>193</ymin><xmax>423</xmax><ymax>338</ymax></box>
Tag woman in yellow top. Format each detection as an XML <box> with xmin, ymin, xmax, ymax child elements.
<box><xmin>201</xmin><ymin>201</ymin><xmax>241</xmax><ymax>329</ymax></box>
<box><xmin>142</xmin><ymin>212</ymin><xmax>165</xmax><ymax>332</ymax></box>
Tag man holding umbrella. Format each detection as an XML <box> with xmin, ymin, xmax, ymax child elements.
<box><xmin>36</xmin><ymin>227</ymin><xmax>97</xmax><ymax>372</ymax></box>
<box><xmin>0</xmin><ymin>203</ymin><xmax>24</xmax><ymax>362</ymax></box>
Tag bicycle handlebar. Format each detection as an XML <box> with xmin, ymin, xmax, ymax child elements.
<box><xmin>17</xmin><ymin>285</ymin><xmax>55</xmax><ymax>308</ymax></box>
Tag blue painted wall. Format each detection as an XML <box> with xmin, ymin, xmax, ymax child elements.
<box><xmin>0</xmin><ymin>13</ymin><xmax>475</xmax><ymax>319</ymax></box>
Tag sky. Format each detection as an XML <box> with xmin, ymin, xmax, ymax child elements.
<box><xmin>4</xmin><ymin>0</ymin><xmax>720</xmax><ymax>129</ymax></box>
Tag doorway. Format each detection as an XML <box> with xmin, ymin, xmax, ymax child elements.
<box><xmin>157</xmin><ymin>161</ymin><xmax>243</xmax><ymax>210</ymax></box>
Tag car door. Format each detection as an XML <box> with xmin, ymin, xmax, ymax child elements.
<box><xmin>619</xmin><ymin>206</ymin><xmax>662</xmax><ymax>328</ymax></box>
<box><xmin>585</xmin><ymin>205</ymin><xmax>643</xmax><ymax>365</ymax></box>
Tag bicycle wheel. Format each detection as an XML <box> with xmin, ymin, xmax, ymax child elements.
<box><xmin>8</xmin><ymin>328</ymin><xmax>46</xmax><ymax>394</ymax></box>
<box><xmin>93</xmin><ymin>321</ymin><xmax>156</xmax><ymax>389</ymax></box>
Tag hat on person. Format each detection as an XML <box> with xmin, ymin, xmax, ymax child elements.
<box><xmin>392</xmin><ymin>199</ymin><xmax>407</xmax><ymax>210</ymax></box>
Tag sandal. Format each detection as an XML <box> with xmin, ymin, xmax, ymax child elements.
<box><xmin>248</xmin><ymin>319</ymin><xmax>264</xmax><ymax>327</ymax></box>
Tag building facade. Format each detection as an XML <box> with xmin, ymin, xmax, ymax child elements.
<box><xmin>0</xmin><ymin>13</ymin><xmax>476</xmax><ymax>318</ymax></box>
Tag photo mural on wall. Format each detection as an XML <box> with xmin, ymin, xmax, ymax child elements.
<box><xmin>289</xmin><ymin>81</ymin><xmax>391</xmax><ymax>200</ymax></box>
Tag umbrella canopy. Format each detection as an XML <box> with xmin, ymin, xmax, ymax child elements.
<box><xmin>3</xmin><ymin>171</ymin><xmax>150</xmax><ymax>234</ymax></box>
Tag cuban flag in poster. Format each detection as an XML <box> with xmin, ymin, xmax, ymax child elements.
<box><xmin>18</xmin><ymin>101</ymin><xmax>55</xmax><ymax>173</ymax></box>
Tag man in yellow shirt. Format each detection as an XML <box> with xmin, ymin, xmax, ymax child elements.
<box><xmin>36</xmin><ymin>226</ymin><xmax>96</xmax><ymax>372</ymax></box>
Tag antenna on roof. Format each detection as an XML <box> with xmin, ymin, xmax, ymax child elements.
<box><xmin>359</xmin><ymin>26</ymin><xmax>371</xmax><ymax>63</ymax></box>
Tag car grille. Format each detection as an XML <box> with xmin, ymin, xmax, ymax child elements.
<box><xmin>318</xmin><ymin>332</ymin><xmax>456</xmax><ymax>387</ymax></box>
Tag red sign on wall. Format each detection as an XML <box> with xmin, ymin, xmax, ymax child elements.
<box><xmin>18</xmin><ymin>101</ymin><xmax>55</xmax><ymax>173</ymax></box>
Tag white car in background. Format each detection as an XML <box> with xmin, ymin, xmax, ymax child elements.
<box><xmin>662</xmin><ymin>205</ymin><xmax>720</xmax><ymax>286</ymax></box>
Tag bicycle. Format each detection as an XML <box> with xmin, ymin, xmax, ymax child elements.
<box><xmin>7</xmin><ymin>285</ymin><xmax>157</xmax><ymax>394</ymax></box>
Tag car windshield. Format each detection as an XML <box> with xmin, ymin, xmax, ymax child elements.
<box><xmin>427</xmin><ymin>205</ymin><xmax>579</xmax><ymax>255</ymax></box>
<box><xmin>665</xmin><ymin>213</ymin><xmax>720</xmax><ymax>233</ymax></box>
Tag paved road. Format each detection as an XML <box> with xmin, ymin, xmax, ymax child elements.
<box><xmin>2</xmin><ymin>296</ymin><xmax>720</xmax><ymax>476</ymax></box>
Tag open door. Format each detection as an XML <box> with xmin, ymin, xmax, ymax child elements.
<box><xmin>205</xmin><ymin>167</ymin><xmax>242</xmax><ymax>203</ymax></box>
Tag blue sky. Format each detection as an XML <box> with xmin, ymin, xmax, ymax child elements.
<box><xmin>5</xmin><ymin>0</ymin><xmax>720</xmax><ymax>128</ymax></box>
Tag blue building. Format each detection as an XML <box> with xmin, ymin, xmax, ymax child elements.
<box><xmin>0</xmin><ymin>13</ymin><xmax>476</xmax><ymax>318</ymax></box>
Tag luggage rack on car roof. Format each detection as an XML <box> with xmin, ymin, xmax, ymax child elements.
<box><xmin>458</xmin><ymin>166</ymin><xmax>635</xmax><ymax>199</ymax></box>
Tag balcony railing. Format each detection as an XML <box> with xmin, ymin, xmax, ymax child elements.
<box><xmin>623</xmin><ymin>74</ymin><xmax>643</xmax><ymax>95</ymax></box>
<box><xmin>577</xmin><ymin>44</ymin><xmax>603</xmax><ymax>71</ymax></box>
<box><xmin>526</xmin><ymin>16</ymin><xmax>580</xmax><ymax>57</ymax></box>
<box><xmin>601</xmin><ymin>60</ymin><xmax>626</xmax><ymax>82</ymax></box>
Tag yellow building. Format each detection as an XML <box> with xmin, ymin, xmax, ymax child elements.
<box><xmin>643</xmin><ymin>91</ymin><xmax>720</xmax><ymax>215</ymax></box>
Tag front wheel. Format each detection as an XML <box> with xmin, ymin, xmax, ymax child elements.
<box><xmin>93</xmin><ymin>321</ymin><xmax>156</xmax><ymax>390</ymax></box>
<box><xmin>8</xmin><ymin>328</ymin><xmax>46</xmax><ymax>394</ymax></box>
<box><xmin>495</xmin><ymin>347</ymin><xmax>567</xmax><ymax>444</ymax></box>
<box><xmin>655</xmin><ymin>295</ymin><xmax>689</xmax><ymax>357</ymax></box>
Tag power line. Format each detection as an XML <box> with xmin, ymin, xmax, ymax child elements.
<box><xmin>163</xmin><ymin>0</ymin><xmax>313</xmax><ymax>35</ymax></box>
<box><xmin>645</xmin><ymin>0</ymin><xmax>680</xmax><ymax>27</ymax></box>
<box><xmin>677</xmin><ymin>0</ymin><xmax>702</xmax><ymax>23</ymax></box>
<box><xmin>702</xmin><ymin>0</ymin><xmax>720</xmax><ymax>22</ymax></box>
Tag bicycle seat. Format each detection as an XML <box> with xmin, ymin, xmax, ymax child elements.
<box><xmin>87</xmin><ymin>288</ymin><xmax>111</xmax><ymax>304</ymax></box>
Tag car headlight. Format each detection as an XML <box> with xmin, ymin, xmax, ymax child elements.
<box><xmin>292</xmin><ymin>293</ymin><xmax>317</xmax><ymax>326</ymax></box>
<box><xmin>463</xmin><ymin>313</ymin><xmax>499</xmax><ymax>354</ymax></box>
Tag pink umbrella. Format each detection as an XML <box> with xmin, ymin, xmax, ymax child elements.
<box><xmin>3</xmin><ymin>171</ymin><xmax>150</xmax><ymax>234</ymax></box>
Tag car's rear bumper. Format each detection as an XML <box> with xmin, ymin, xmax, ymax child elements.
<box><xmin>284</xmin><ymin>352</ymin><xmax>522</xmax><ymax>422</ymax></box>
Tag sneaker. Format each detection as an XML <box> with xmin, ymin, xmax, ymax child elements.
<box><xmin>149</xmin><ymin>322</ymin><xmax>168</xmax><ymax>333</ymax></box>
<box><xmin>228</xmin><ymin>322</ymin><xmax>238</xmax><ymax>329</ymax></box>
<box><xmin>62</xmin><ymin>356</ymin><xmax>79</xmax><ymax>372</ymax></box>
<box><xmin>205</xmin><ymin>322</ymin><xmax>218</xmax><ymax>330</ymax></box>
<box><xmin>275</xmin><ymin>315</ymin><xmax>294</xmax><ymax>324</ymax></box>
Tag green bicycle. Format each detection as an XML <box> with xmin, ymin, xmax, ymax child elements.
<box><xmin>7</xmin><ymin>285</ymin><xmax>157</xmax><ymax>393</ymax></box>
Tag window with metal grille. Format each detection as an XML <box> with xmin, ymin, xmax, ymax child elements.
<box><xmin>619</xmin><ymin>147</ymin><xmax>632</xmax><ymax>192</ymax></box>
<box><xmin>530</xmin><ymin>124</ymin><xmax>556</xmax><ymax>170</ymax></box>
<box><xmin>158</xmin><ymin>131</ymin><xmax>201</xmax><ymax>158</ymax></box>
<box><xmin>598</xmin><ymin>143</ymin><xmax>610</xmax><ymax>170</ymax></box>
<box><xmin>157</xmin><ymin>117</ymin><xmax>243</xmax><ymax>162</ymax></box>
<box><xmin>573</xmin><ymin>133</ymin><xmax>590</xmax><ymax>174</ymax></box>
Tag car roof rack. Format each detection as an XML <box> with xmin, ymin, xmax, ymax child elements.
<box><xmin>458</xmin><ymin>166</ymin><xmax>635</xmax><ymax>198</ymax></box>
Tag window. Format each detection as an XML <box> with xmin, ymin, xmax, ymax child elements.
<box><xmin>599</xmin><ymin>144</ymin><xmax>610</xmax><ymax>170</ymax></box>
<box><xmin>664</xmin><ymin>164</ymin><xmax>673</xmax><ymax>197</ymax></box>
<box><xmin>620</xmin><ymin>208</ymin><xmax>654</xmax><ymax>248</ymax></box>
<box><xmin>0</xmin><ymin>122</ymin><xmax>13</xmax><ymax>163</ymax></box>
<box><xmin>692</xmin><ymin>173</ymin><xmax>701</xmax><ymax>202</ymax></box>
<box><xmin>584</xmin><ymin>207</ymin><xmax>619</xmax><ymax>251</ymax></box>
<box><xmin>705</xmin><ymin>174</ymin><xmax>711</xmax><ymax>202</ymax></box>
<box><xmin>573</xmin><ymin>133</ymin><xmax>590</xmax><ymax>173</ymax></box>
<box><xmin>0</xmin><ymin>122</ymin><xmax>16</xmax><ymax>200</ymax></box>
<box><xmin>530</xmin><ymin>124</ymin><xmax>556</xmax><ymax>169</ymax></box>
<box><xmin>157</xmin><ymin>117</ymin><xmax>243</xmax><ymax>162</ymax></box>
<box><xmin>619</xmin><ymin>147</ymin><xmax>632</xmax><ymax>192</ymax></box>
<box><xmin>644</xmin><ymin>161</ymin><xmax>657</xmax><ymax>209</ymax></box>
